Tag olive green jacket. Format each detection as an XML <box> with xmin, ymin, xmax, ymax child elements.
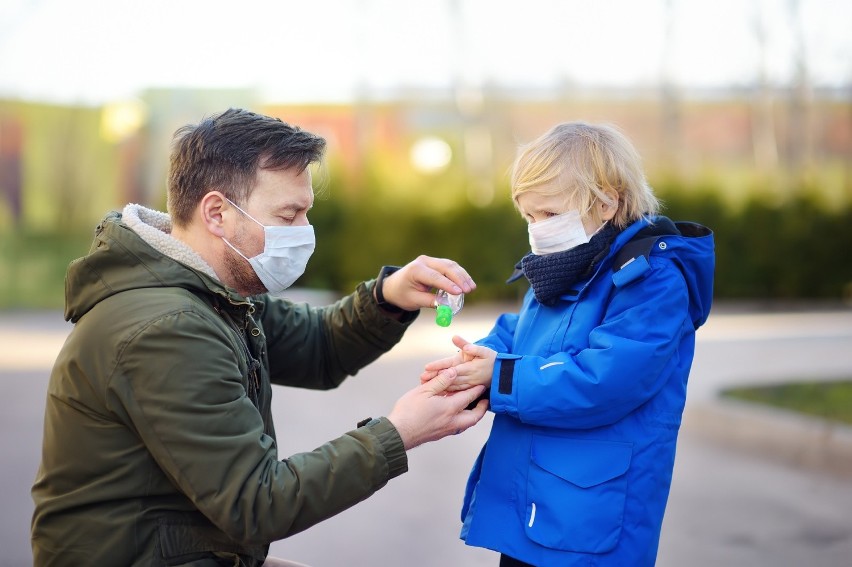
<box><xmin>32</xmin><ymin>206</ymin><xmax>414</xmax><ymax>566</ymax></box>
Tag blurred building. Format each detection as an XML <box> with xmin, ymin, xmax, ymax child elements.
<box><xmin>0</xmin><ymin>85</ymin><xmax>850</xmax><ymax>231</ymax></box>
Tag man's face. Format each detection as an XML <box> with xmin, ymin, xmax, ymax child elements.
<box><xmin>223</xmin><ymin>167</ymin><xmax>314</xmax><ymax>296</ymax></box>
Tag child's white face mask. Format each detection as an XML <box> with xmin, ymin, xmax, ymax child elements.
<box><xmin>527</xmin><ymin>210</ymin><xmax>605</xmax><ymax>255</ymax></box>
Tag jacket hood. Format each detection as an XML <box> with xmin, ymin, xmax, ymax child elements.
<box><xmin>64</xmin><ymin>205</ymin><xmax>239</xmax><ymax>323</ymax></box>
<box><xmin>669</xmin><ymin>219</ymin><xmax>715</xmax><ymax>329</ymax></box>
<box><xmin>609</xmin><ymin>215</ymin><xmax>715</xmax><ymax>330</ymax></box>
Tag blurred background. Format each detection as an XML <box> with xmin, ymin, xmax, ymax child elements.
<box><xmin>3</xmin><ymin>2</ymin><xmax>852</xmax><ymax>566</ymax></box>
<box><xmin>1</xmin><ymin>0</ymin><xmax>850</xmax><ymax>308</ymax></box>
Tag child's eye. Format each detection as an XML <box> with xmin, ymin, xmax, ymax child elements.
<box><xmin>543</xmin><ymin>211</ymin><xmax>558</xmax><ymax>218</ymax></box>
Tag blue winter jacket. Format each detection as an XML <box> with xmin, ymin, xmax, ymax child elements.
<box><xmin>460</xmin><ymin>216</ymin><xmax>715</xmax><ymax>566</ymax></box>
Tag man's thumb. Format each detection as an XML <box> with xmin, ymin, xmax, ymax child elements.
<box><xmin>425</xmin><ymin>367</ymin><xmax>457</xmax><ymax>395</ymax></box>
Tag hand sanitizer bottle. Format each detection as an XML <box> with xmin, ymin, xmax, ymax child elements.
<box><xmin>434</xmin><ymin>289</ymin><xmax>464</xmax><ymax>327</ymax></box>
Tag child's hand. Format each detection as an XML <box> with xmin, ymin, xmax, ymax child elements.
<box><xmin>420</xmin><ymin>351</ymin><xmax>463</xmax><ymax>384</ymax></box>
<box><xmin>421</xmin><ymin>335</ymin><xmax>497</xmax><ymax>392</ymax></box>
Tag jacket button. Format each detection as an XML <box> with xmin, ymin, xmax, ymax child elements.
<box><xmin>658</xmin><ymin>241</ymin><xmax>667</xmax><ymax>250</ymax></box>
<box><xmin>251</xmin><ymin>328</ymin><xmax>261</xmax><ymax>337</ymax></box>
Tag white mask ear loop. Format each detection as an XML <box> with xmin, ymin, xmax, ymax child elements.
<box><xmin>590</xmin><ymin>220</ymin><xmax>608</xmax><ymax>238</ymax></box>
<box><xmin>225</xmin><ymin>198</ymin><xmax>264</xmax><ymax>230</ymax></box>
<box><xmin>222</xmin><ymin>197</ymin><xmax>261</xmax><ymax>262</ymax></box>
<box><xmin>585</xmin><ymin>193</ymin><xmax>617</xmax><ymax>239</ymax></box>
<box><xmin>222</xmin><ymin>237</ymin><xmax>251</xmax><ymax>262</ymax></box>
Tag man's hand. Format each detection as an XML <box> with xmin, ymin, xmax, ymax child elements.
<box><xmin>420</xmin><ymin>335</ymin><xmax>497</xmax><ymax>391</ymax></box>
<box><xmin>375</xmin><ymin>256</ymin><xmax>476</xmax><ymax>313</ymax></box>
<box><xmin>387</xmin><ymin>368</ymin><xmax>488</xmax><ymax>450</ymax></box>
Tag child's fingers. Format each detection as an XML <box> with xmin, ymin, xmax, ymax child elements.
<box><xmin>463</xmin><ymin>343</ymin><xmax>494</xmax><ymax>360</ymax></box>
<box><xmin>423</xmin><ymin>356</ymin><xmax>456</xmax><ymax>372</ymax></box>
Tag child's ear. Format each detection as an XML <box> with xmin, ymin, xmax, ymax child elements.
<box><xmin>599</xmin><ymin>189</ymin><xmax>619</xmax><ymax>221</ymax></box>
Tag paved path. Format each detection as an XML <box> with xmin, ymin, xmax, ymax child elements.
<box><xmin>2</xmin><ymin>300</ymin><xmax>852</xmax><ymax>567</ymax></box>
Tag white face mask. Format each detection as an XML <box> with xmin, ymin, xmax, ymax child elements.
<box><xmin>222</xmin><ymin>199</ymin><xmax>316</xmax><ymax>296</ymax></box>
<box><xmin>528</xmin><ymin>210</ymin><xmax>604</xmax><ymax>255</ymax></box>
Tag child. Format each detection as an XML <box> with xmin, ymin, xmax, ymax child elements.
<box><xmin>422</xmin><ymin>122</ymin><xmax>715</xmax><ymax>566</ymax></box>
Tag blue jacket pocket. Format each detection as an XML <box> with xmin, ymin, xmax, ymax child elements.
<box><xmin>525</xmin><ymin>436</ymin><xmax>632</xmax><ymax>553</ymax></box>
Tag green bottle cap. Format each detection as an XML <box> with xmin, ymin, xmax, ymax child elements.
<box><xmin>435</xmin><ymin>305</ymin><xmax>453</xmax><ymax>327</ymax></box>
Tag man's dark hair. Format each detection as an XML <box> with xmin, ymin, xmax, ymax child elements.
<box><xmin>167</xmin><ymin>108</ymin><xmax>327</xmax><ymax>227</ymax></box>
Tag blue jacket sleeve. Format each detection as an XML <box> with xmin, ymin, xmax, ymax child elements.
<box><xmin>475</xmin><ymin>312</ymin><xmax>519</xmax><ymax>353</ymax></box>
<box><xmin>489</xmin><ymin>260</ymin><xmax>693</xmax><ymax>429</ymax></box>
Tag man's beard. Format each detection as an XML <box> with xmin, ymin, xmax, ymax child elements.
<box><xmin>223</xmin><ymin>242</ymin><xmax>267</xmax><ymax>297</ymax></box>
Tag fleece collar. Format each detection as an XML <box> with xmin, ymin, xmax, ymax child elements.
<box><xmin>121</xmin><ymin>204</ymin><xmax>220</xmax><ymax>282</ymax></box>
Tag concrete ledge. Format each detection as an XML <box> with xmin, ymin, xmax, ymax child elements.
<box><xmin>683</xmin><ymin>398</ymin><xmax>852</xmax><ymax>480</ymax></box>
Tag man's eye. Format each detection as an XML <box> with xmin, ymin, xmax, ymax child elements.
<box><xmin>543</xmin><ymin>211</ymin><xmax>558</xmax><ymax>218</ymax></box>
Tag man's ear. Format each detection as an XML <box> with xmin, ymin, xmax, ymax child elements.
<box><xmin>199</xmin><ymin>191</ymin><xmax>228</xmax><ymax>237</ymax></box>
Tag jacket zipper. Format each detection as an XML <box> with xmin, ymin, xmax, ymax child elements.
<box><xmin>213</xmin><ymin>303</ymin><xmax>261</xmax><ymax>408</ymax></box>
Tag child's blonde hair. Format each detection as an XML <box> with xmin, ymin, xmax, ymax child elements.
<box><xmin>510</xmin><ymin>122</ymin><xmax>659</xmax><ymax>228</ymax></box>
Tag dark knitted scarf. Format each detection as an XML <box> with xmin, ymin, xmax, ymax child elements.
<box><xmin>516</xmin><ymin>223</ymin><xmax>622</xmax><ymax>305</ymax></box>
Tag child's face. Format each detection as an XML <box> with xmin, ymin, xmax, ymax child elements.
<box><xmin>516</xmin><ymin>187</ymin><xmax>600</xmax><ymax>235</ymax></box>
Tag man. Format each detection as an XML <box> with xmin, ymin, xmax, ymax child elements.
<box><xmin>31</xmin><ymin>108</ymin><xmax>488</xmax><ymax>566</ymax></box>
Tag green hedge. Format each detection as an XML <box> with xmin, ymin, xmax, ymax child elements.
<box><xmin>299</xmin><ymin>194</ymin><xmax>530</xmax><ymax>302</ymax></box>
<box><xmin>0</xmin><ymin>229</ymin><xmax>93</xmax><ymax>310</ymax></box>
<box><xmin>658</xmin><ymin>186</ymin><xmax>852</xmax><ymax>300</ymax></box>
<box><xmin>3</xmin><ymin>180</ymin><xmax>851</xmax><ymax>310</ymax></box>
<box><xmin>302</xmin><ymin>177</ymin><xmax>852</xmax><ymax>303</ymax></box>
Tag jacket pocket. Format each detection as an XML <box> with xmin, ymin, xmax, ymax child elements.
<box><xmin>525</xmin><ymin>435</ymin><xmax>632</xmax><ymax>553</ymax></box>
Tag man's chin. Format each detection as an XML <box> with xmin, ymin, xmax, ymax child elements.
<box><xmin>228</xmin><ymin>277</ymin><xmax>266</xmax><ymax>298</ymax></box>
<box><xmin>239</xmin><ymin>283</ymin><xmax>267</xmax><ymax>297</ymax></box>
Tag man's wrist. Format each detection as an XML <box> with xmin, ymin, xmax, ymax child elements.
<box><xmin>374</xmin><ymin>265</ymin><xmax>404</xmax><ymax>313</ymax></box>
<box><xmin>356</xmin><ymin>416</ymin><xmax>409</xmax><ymax>478</ymax></box>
